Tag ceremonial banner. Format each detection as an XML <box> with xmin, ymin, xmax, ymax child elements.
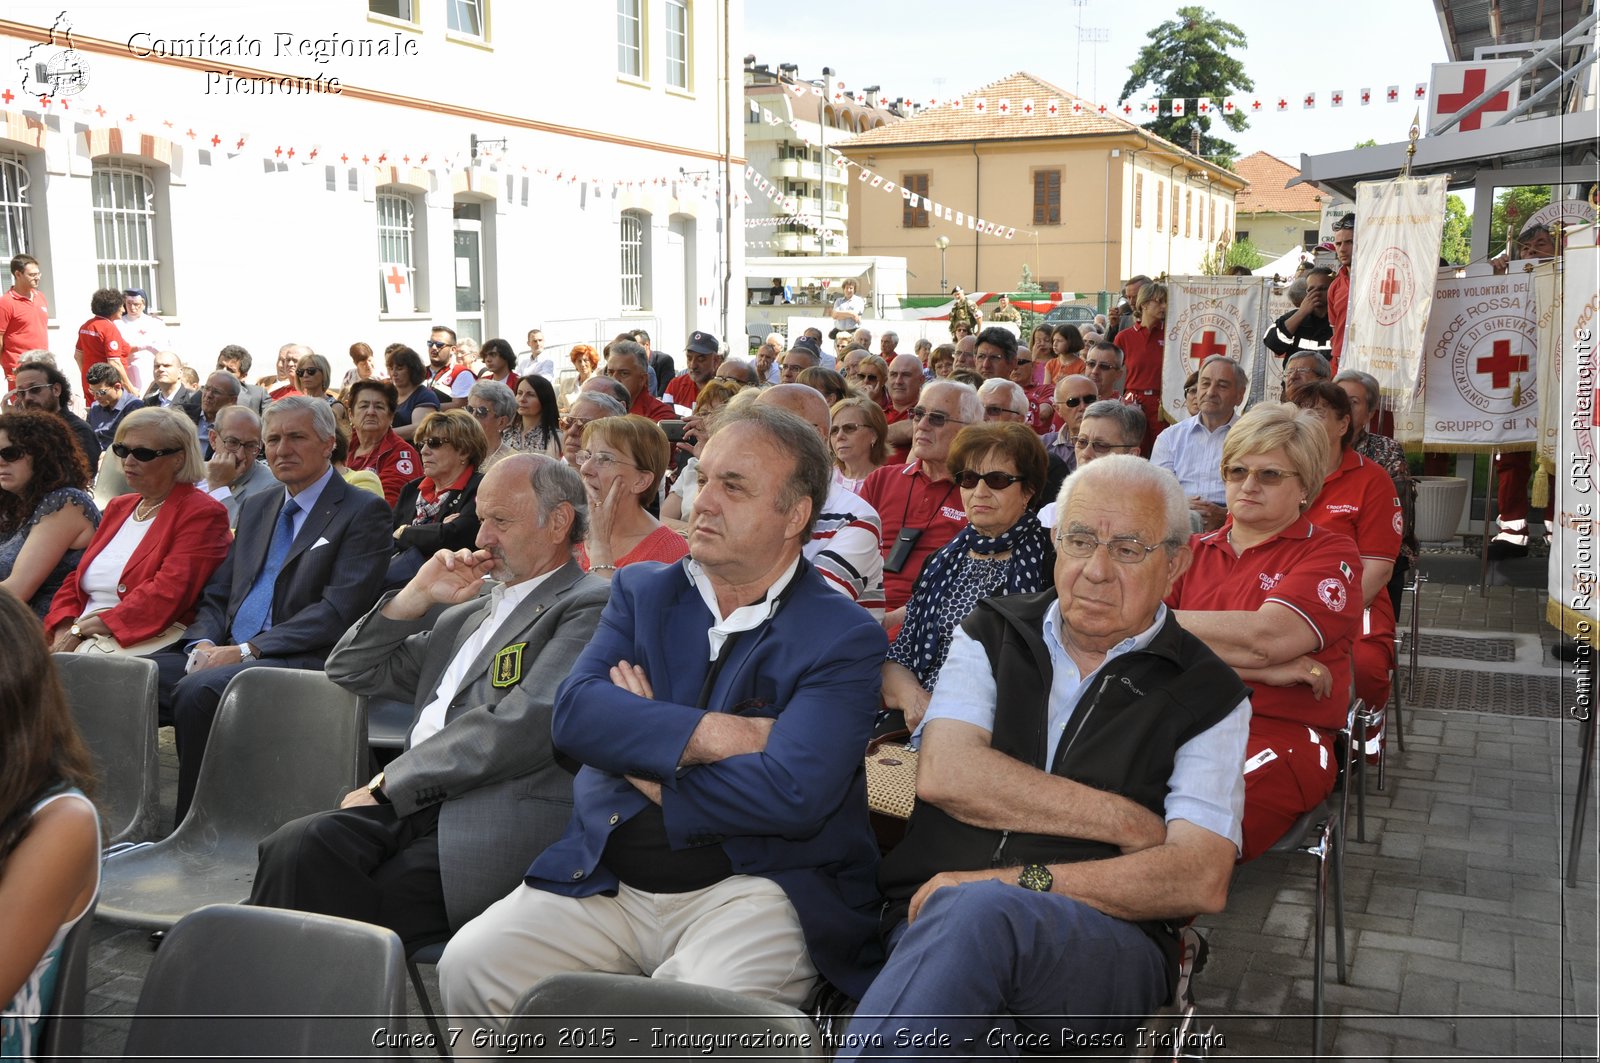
<box><xmin>1344</xmin><ymin>176</ymin><xmax>1447</xmax><ymax>424</ymax></box>
<box><xmin>1540</xmin><ymin>249</ymin><xmax>1600</xmax><ymax>641</ymax></box>
<box><xmin>1164</xmin><ymin>275</ymin><xmax>1272</xmax><ymax>422</ymax></box>
<box><xmin>1398</xmin><ymin>269</ymin><xmax>1538</xmax><ymax>450</ymax></box>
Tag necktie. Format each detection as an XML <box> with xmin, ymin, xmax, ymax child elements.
<box><xmin>230</xmin><ymin>498</ymin><xmax>300</xmax><ymax>645</ymax></box>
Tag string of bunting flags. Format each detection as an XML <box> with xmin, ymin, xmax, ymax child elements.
<box><xmin>749</xmin><ymin>101</ymin><xmax>1028</xmax><ymax>240</ymax></box>
<box><xmin>775</xmin><ymin>76</ymin><xmax>1434</xmax><ymax>116</ymax></box>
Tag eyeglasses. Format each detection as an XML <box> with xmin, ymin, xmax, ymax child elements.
<box><xmin>1084</xmin><ymin>360</ymin><xmax>1121</xmax><ymax>372</ymax></box>
<box><xmin>559</xmin><ymin>415</ymin><xmax>596</xmax><ymax>431</ymax></box>
<box><xmin>1059</xmin><ymin>395</ymin><xmax>1093</xmax><ymax>408</ymax></box>
<box><xmin>575</xmin><ymin>449</ymin><xmax>637</xmax><ymax>469</ymax></box>
<box><xmin>1015</xmin><ymin>358</ymin><xmax>1033</xmax><ymax>367</ymax></box>
<box><xmin>1074</xmin><ymin>437</ymin><xmax>1137</xmax><ymax>455</ymax></box>
<box><xmin>92</xmin><ymin>387</ymin><xmax>122</xmax><ymax>398</ymax></box>
<box><xmin>954</xmin><ymin>470</ymin><xmax>1025</xmax><ymax>491</ymax></box>
<box><xmin>9</xmin><ymin>383</ymin><xmax>53</xmax><ymax>399</ymax></box>
<box><xmin>828</xmin><ymin>422</ymin><xmax>867</xmax><ymax>437</ymax></box>
<box><xmin>712</xmin><ymin>374</ymin><xmax>747</xmax><ymax>386</ymax></box>
<box><xmin>426</xmin><ymin>340</ymin><xmax>450</xmax><ymax>350</ymax></box>
<box><xmin>0</xmin><ymin>445</ymin><xmax>25</xmax><ymax>462</ymax></box>
<box><xmin>858</xmin><ymin>375</ymin><xmax>882</xmax><ymax>386</ymax></box>
<box><xmin>1332</xmin><ymin>217</ymin><xmax>1356</xmax><ymax>231</ymax></box>
<box><xmin>1056</xmin><ymin>531</ymin><xmax>1167</xmax><ymax>564</ymax></box>
<box><xmin>1222</xmin><ymin>465</ymin><xmax>1300</xmax><ymax>487</ymax></box>
<box><xmin>909</xmin><ymin>407</ymin><xmax>969</xmax><ymax>429</ymax></box>
<box><xmin>982</xmin><ymin>405</ymin><xmax>1023</xmax><ymax>419</ymax></box>
<box><xmin>419</xmin><ymin>437</ymin><xmax>453</xmax><ymax>451</ymax></box>
<box><xmin>295</xmin><ymin>367</ymin><xmax>321</xmax><ymax>378</ymax></box>
<box><xmin>218</xmin><ymin>436</ymin><xmax>261</xmax><ymax>451</ymax></box>
<box><xmin>111</xmin><ymin>443</ymin><xmax>182</xmax><ymax>461</ymax></box>
<box><xmin>466</xmin><ymin>405</ymin><xmax>494</xmax><ymax>418</ymax></box>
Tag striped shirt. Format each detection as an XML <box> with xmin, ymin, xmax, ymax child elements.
<box><xmin>803</xmin><ymin>484</ymin><xmax>886</xmax><ymax>620</ymax></box>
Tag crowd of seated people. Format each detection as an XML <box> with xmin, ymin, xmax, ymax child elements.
<box><xmin>3</xmin><ymin>295</ymin><xmax>1424</xmax><ymax>1053</ymax></box>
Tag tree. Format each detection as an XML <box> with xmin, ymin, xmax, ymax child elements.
<box><xmin>1013</xmin><ymin>264</ymin><xmax>1046</xmax><ymax>337</ymax></box>
<box><xmin>1119</xmin><ymin>7</ymin><xmax>1254</xmax><ymax>164</ymax></box>
<box><xmin>1488</xmin><ymin>185</ymin><xmax>1551</xmax><ymax>254</ymax></box>
<box><xmin>1199</xmin><ymin>238</ymin><xmax>1264</xmax><ymax>275</ymax></box>
<box><xmin>1440</xmin><ymin>194</ymin><xmax>1471</xmax><ymax>265</ymax></box>
<box><xmin>1354</xmin><ymin>138</ymin><xmax>1378</xmax><ymax>149</ymax></box>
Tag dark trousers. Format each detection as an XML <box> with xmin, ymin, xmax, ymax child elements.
<box><xmin>250</xmin><ymin>801</ymin><xmax>450</xmax><ymax>952</ymax></box>
<box><xmin>839</xmin><ymin>880</ymin><xmax>1166</xmax><ymax>1059</ymax></box>
<box><xmin>153</xmin><ymin>651</ymin><xmax>324</xmax><ymax>825</ymax></box>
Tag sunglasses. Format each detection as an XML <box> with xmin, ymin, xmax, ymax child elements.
<box><xmin>982</xmin><ymin>404</ymin><xmax>1022</xmax><ymax>419</ymax></box>
<box><xmin>954</xmin><ymin>470</ymin><xmax>1024</xmax><ymax>490</ymax></box>
<box><xmin>1332</xmin><ymin>218</ymin><xmax>1356</xmax><ymax>231</ymax></box>
<box><xmin>909</xmin><ymin>407</ymin><xmax>969</xmax><ymax>430</ymax></box>
<box><xmin>1085</xmin><ymin>360</ymin><xmax>1120</xmax><ymax>372</ymax></box>
<box><xmin>111</xmin><ymin>443</ymin><xmax>182</xmax><ymax>461</ymax></box>
<box><xmin>419</xmin><ymin>437</ymin><xmax>452</xmax><ymax>450</ymax></box>
<box><xmin>295</xmin><ymin>367</ymin><xmax>321</xmax><ymax>377</ymax></box>
<box><xmin>1222</xmin><ymin>465</ymin><xmax>1300</xmax><ymax>486</ymax></box>
<box><xmin>9</xmin><ymin>382</ymin><xmax>53</xmax><ymax>399</ymax></box>
<box><xmin>0</xmin><ymin>444</ymin><xmax>25</xmax><ymax>462</ymax></box>
<box><xmin>426</xmin><ymin>340</ymin><xmax>451</xmax><ymax>350</ymax></box>
<box><xmin>1059</xmin><ymin>395</ymin><xmax>1093</xmax><ymax>408</ymax></box>
<box><xmin>466</xmin><ymin>405</ymin><xmax>494</xmax><ymax>418</ymax></box>
<box><xmin>1074</xmin><ymin>438</ymin><xmax>1136</xmax><ymax>455</ymax></box>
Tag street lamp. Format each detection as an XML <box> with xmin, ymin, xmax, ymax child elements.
<box><xmin>935</xmin><ymin>235</ymin><xmax>951</xmax><ymax>292</ymax></box>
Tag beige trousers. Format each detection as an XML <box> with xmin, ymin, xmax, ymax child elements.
<box><xmin>439</xmin><ymin>875</ymin><xmax>817</xmax><ymax>1051</ymax></box>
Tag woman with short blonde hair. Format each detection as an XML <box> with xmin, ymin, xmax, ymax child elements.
<box><xmin>576</xmin><ymin>415</ymin><xmax>687</xmax><ymax>577</ymax></box>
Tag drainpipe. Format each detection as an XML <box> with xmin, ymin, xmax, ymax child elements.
<box><xmin>971</xmin><ymin>142</ymin><xmax>981</xmax><ymax>288</ymax></box>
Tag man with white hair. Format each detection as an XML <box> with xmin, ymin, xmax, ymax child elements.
<box><xmin>1041</xmin><ymin>374</ymin><xmax>1098</xmax><ymax>470</ymax></box>
<box><xmin>981</xmin><ymin>379</ymin><xmax>1070</xmax><ymax>506</ymax></box>
<box><xmin>853</xmin><ymin>326</ymin><xmax>873</xmax><ymax>351</ymax></box>
<box><xmin>1151</xmin><ymin>355</ymin><xmax>1246</xmax><ymax>532</ymax></box>
<box><xmin>839</xmin><ymin>457</ymin><xmax>1248</xmax><ymax>1058</ymax></box>
<box><xmin>755</xmin><ymin>384</ymin><xmax>886</xmax><ymax>620</ymax></box>
<box><xmin>879</xmin><ymin>331</ymin><xmax>900</xmax><ymax>360</ymax></box>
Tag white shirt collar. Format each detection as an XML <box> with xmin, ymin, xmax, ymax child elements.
<box><xmin>684</xmin><ymin>555</ymin><xmax>802</xmax><ymax>660</ymax></box>
<box><xmin>1043</xmin><ymin>601</ymin><xmax>1169</xmax><ymax>667</ymax></box>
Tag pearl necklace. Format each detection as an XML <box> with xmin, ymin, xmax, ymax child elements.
<box><xmin>134</xmin><ymin>497</ymin><xmax>166</xmax><ymax>522</ymax></box>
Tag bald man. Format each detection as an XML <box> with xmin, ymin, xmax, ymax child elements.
<box><xmin>753</xmin><ymin>385</ymin><xmax>886</xmax><ymax>620</ymax></box>
<box><xmin>884</xmin><ymin>352</ymin><xmax>924</xmax><ymax>456</ymax></box>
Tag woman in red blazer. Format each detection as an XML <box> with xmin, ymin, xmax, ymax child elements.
<box><xmin>45</xmin><ymin>407</ymin><xmax>230</xmax><ymax>655</ymax></box>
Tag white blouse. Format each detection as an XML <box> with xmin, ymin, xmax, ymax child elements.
<box><xmin>79</xmin><ymin>509</ymin><xmax>157</xmax><ymax>617</ymax></box>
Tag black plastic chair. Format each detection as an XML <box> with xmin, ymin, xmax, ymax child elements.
<box><xmin>408</xmin><ymin>940</ymin><xmax>450</xmax><ymax>1057</ymax></box>
<box><xmin>506</xmin><ymin>971</ymin><xmax>821</xmax><ymax>1060</ymax></box>
<box><xmin>53</xmin><ymin>653</ymin><xmax>162</xmax><ymax>847</ymax></box>
<box><xmin>35</xmin><ymin>898</ymin><xmax>96</xmax><ymax>1063</ymax></box>
<box><xmin>365</xmin><ymin>695</ymin><xmax>414</xmax><ymax>749</ymax></box>
<box><xmin>97</xmin><ymin>668</ymin><xmax>365</xmax><ymax>929</ymax></box>
<box><xmin>122</xmin><ymin>903</ymin><xmax>407</xmax><ymax>1059</ymax></box>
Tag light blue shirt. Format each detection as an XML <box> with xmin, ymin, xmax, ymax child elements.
<box><xmin>278</xmin><ymin>464</ymin><xmax>336</xmax><ymax>542</ymax></box>
<box><xmin>1150</xmin><ymin>411</ymin><xmax>1238</xmax><ymax>504</ymax></box>
<box><xmin>919</xmin><ymin>602</ymin><xmax>1250</xmax><ymax>851</ymax></box>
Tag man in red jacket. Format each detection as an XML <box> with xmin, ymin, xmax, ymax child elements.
<box><xmin>1</xmin><ymin>254</ymin><xmax>48</xmax><ymax>389</ymax></box>
<box><xmin>1328</xmin><ymin>213</ymin><xmax>1355</xmax><ymax>373</ymax></box>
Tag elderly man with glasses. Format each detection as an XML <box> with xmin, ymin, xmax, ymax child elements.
<box><xmin>860</xmin><ymin>380</ymin><xmax>981</xmax><ymax>624</ymax></box>
<box><xmin>1083</xmin><ymin>341</ymin><xmax>1126</xmax><ymax>401</ymax></box>
<box><xmin>838</xmin><ymin>457</ymin><xmax>1248</xmax><ymax>1059</ymax></box>
<box><xmin>1041</xmin><ymin>374</ymin><xmax>1099</xmax><ymax>471</ymax></box>
<box><xmin>201</xmin><ymin>405</ymin><xmax>273</xmax><ymax>523</ymax></box>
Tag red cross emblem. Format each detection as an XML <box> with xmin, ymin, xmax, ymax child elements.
<box><xmin>1361</xmin><ymin>90</ymin><xmax>1371</xmax><ymax>104</ymax></box>
<box><xmin>340</xmin><ymin>153</ymin><xmax>348</xmax><ymax>163</ymax></box>
<box><xmin>361</xmin><ymin>155</ymin><xmax>369</xmax><ymax>164</ymax></box>
<box><xmin>878</xmin><ymin>95</ymin><xmax>889</xmax><ymax>107</ymax></box>
<box><xmin>1198</xmin><ymin>101</ymin><xmax>1211</xmax><ymax>113</ymax></box>
<box><xmin>1189</xmin><ymin>330</ymin><xmax>1228</xmax><ymax>361</ymax></box>
<box><xmin>1414</xmin><ymin>83</ymin><xmax>1427</xmax><ymax>99</ymax></box>
<box><xmin>38</xmin><ymin>97</ymin><xmax>49</xmax><ymax>108</ymax></box>
<box><xmin>185</xmin><ymin>128</ymin><xmax>196</xmax><ymax>139</ymax></box>
<box><xmin>1277</xmin><ymin>98</ymin><xmax>1288</xmax><ymax>110</ymax></box>
<box><xmin>1387</xmin><ymin>87</ymin><xmax>1399</xmax><ymax>102</ymax></box>
<box><xmin>1304</xmin><ymin>94</ymin><xmax>1315</xmax><ymax>108</ymax></box>
<box><xmin>385</xmin><ymin>266</ymin><xmax>406</xmax><ymax>295</ymax></box>
<box><xmin>58</xmin><ymin>99</ymin><xmax>67</xmax><ymax>110</ymax></box>
<box><xmin>1476</xmin><ymin>338</ymin><xmax>1528</xmax><ymax>389</ymax></box>
<box><xmin>1332</xmin><ymin>92</ymin><xmax>1343</xmax><ymax>105</ymax></box>
<box><xmin>1097</xmin><ymin>104</ymin><xmax>1107</xmax><ymax>114</ymax></box>
<box><xmin>1379</xmin><ymin>267</ymin><xmax>1401</xmax><ymax>306</ymax></box>
<box><xmin>162</xmin><ymin>120</ymin><xmax>173</xmax><ymax>128</ymax></box>
<box><xmin>1023</xmin><ymin>101</ymin><xmax>1035</xmax><ymax>115</ymax></box>
<box><xmin>273</xmin><ymin>146</ymin><xmax>283</xmax><ymax>157</ymax></box>
<box><xmin>286</xmin><ymin>147</ymin><xmax>295</xmax><ymax>158</ymax></box>
<box><xmin>236</xmin><ymin>137</ymin><xmax>246</xmax><ymax>149</ymax></box>
<box><xmin>377</xmin><ymin>153</ymin><xmax>387</xmax><ymax>163</ymax></box>
<box><xmin>1122</xmin><ymin>104</ymin><xmax>1133</xmax><ymax>115</ymax></box>
<box><xmin>402</xmin><ymin>154</ymin><xmax>410</xmax><ymax>164</ymax></box>
<box><xmin>1224</xmin><ymin>100</ymin><xmax>1236</xmax><ymax>112</ymax></box>
<box><xmin>211</xmin><ymin>135</ymin><xmax>221</xmax><ymax>147</ymax></box>
<box><xmin>997</xmin><ymin>101</ymin><xmax>1009</xmax><ymax>114</ymax></box>
<box><xmin>974</xmin><ymin>100</ymin><xmax>986</xmax><ymax>112</ymax></box>
<box><xmin>1436</xmin><ymin>68</ymin><xmax>1513</xmax><ymax>131</ymax></box>
<box><xmin>1072</xmin><ymin>101</ymin><xmax>1082</xmax><ymax>114</ymax></box>
<box><xmin>0</xmin><ymin>89</ymin><xmax>12</xmax><ymax>104</ymax></box>
<box><xmin>1250</xmin><ymin>99</ymin><xmax>1262</xmax><ymax>111</ymax></box>
<box><xmin>308</xmin><ymin>148</ymin><xmax>317</xmax><ymax>159</ymax></box>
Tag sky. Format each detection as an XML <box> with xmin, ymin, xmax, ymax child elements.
<box><xmin>743</xmin><ymin>0</ymin><xmax>1453</xmax><ymax>168</ymax></box>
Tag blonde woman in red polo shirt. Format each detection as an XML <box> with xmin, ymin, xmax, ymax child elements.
<box><xmin>1166</xmin><ymin>403</ymin><xmax>1363</xmax><ymax>861</ymax></box>
<box><xmin>1113</xmin><ymin>281</ymin><xmax>1167</xmax><ymax>455</ymax></box>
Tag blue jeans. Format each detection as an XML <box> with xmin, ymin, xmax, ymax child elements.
<box><xmin>839</xmin><ymin>879</ymin><xmax>1166</xmax><ymax>1059</ymax></box>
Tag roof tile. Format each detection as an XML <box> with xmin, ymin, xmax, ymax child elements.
<box><xmin>1233</xmin><ymin>151</ymin><xmax>1324</xmax><ymax>214</ymax></box>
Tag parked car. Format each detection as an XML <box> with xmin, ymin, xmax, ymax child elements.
<box><xmin>1041</xmin><ymin>303</ymin><xmax>1098</xmax><ymax>326</ymax></box>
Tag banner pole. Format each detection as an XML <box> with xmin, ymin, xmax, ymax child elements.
<box><xmin>1479</xmin><ymin>452</ymin><xmax>1496</xmax><ymax>595</ymax></box>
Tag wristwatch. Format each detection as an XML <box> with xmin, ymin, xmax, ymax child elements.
<box><xmin>238</xmin><ymin>642</ymin><xmax>256</xmax><ymax>662</ymax></box>
<box><xmin>69</xmin><ymin>623</ymin><xmax>84</xmax><ymax>639</ymax></box>
<box><xmin>366</xmin><ymin>772</ymin><xmax>391</xmax><ymax>804</ymax></box>
<box><xmin>1017</xmin><ymin>864</ymin><xmax>1053</xmax><ymax>892</ymax></box>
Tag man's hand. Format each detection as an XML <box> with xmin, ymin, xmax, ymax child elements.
<box><xmin>907</xmin><ymin>868</ymin><xmax>1017</xmax><ymax>924</ymax></box>
<box><xmin>205</xmin><ymin>448</ymin><xmax>242</xmax><ymax>490</ymax></box>
<box><xmin>384</xmin><ymin>548</ymin><xmax>494</xmax><ymax>620</ymax></box>
<box><xmin>1244</xmin><ymin>655</ymin><xmax>1335</xmax><ymax>698</ymax></box>
<box><xmin>339</xmin><ymin>787</ymin><xmax>378</xmax><ymax>809</ymax></box>
<box><xmin>1189</xmin><ymin>498</ymin><xmax>1226</xmax><ymax>532</ymax></box>
<box><xmin>191</xmin><ymin>644</ymin><xmax>244</xmax><ymax>672</ymax></box>
<box><xmin>626</xmin><ymin>776</ymin><xmax>663</xmax><ymax>805</ymax></box>
<box><xmin>680</xmin><ymin>714</ymin><xmax>776</xmax><ymax>766</ymax></box>
<box><xmin>609</xmin><ymin>660</ymin><xmax>655</xmax><ymax>699</ymax></box>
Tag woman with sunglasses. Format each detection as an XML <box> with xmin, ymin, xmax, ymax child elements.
<box><xmin>575</xmin><ymin>415</ymin><xmax>687</xmax><ymax>579</ymax></box>
<box><xmin>44</xmin><ymin>408</ymin><xmax>229</xmax><ymax>656</ymax></box>
<box><xmin>1165</xmin><ymin>403</ymin><xmax>1363</xmax><ymax>862</ymax></box>
<box><xmin>854</xmin><ymin>354</ymin><xmax>890</xmax><ymax>409</ymax></box>
<box><xmin>881</xmin><ymin>423</ymin><xmax>1053</xmax><ymax>731</ymax></box>
<box><xmin>0</xmin><ymin>587</ymin><xmax>100</xmax><ymax>1061</ymax></box>
<box><xmin>388</xmin><ymin>409</ymin><xmax>487</xmax><ymax>588</ymax></box>
<box><xmin>506</xmin><ymin>374</ymin><xmax>562</xmax><ymax>459</ymax></box>
<box><xmin>0</xmin><ymin>412</ymin><xmax>99</xmax><ymax>620</ymax></box>
<box><xmin>828</xmin><ymin>395</ymin><xmax>889</xmax><ymax>495</ymax></box>
<box><xmin>294</xmin><ymin>351</ymin><xmax>347</xmax><ymax>426</ymax></box>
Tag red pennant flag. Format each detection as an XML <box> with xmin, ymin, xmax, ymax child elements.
<box><xmin>1171</xmin><ymin>100</ymin><xmax>1185</xmax><ymax>116</ymax></box>
<box><xmin>1223</xmin><ymin>99</ymin><xmax>1236</xmax><ymax>113</ymax></box>
<box><xmin>972</xmin><ymin>98</ymin><xmax>987</xmax><ymax>113</ymax></box>
<box><xmin>1276</xmin><ymin>98</ymin><xmax>1289</xmax><ymax>111</ymax></box>
<box><xmin>1021</xmin><ymin>98</ymin><xmax>1035</xmax><ymax>115</ymax></box>
<box><xmin>1096</xmin><ymin>103</ymin><xmax>1108</xmax><ymax>114</ymax></box>
<box><xmin>1414</xmin><ymin>82</ymin><xmax>1428</xmax><ymax>100</ymax></box>
<box><xmin>1360</xmin><ymin>88</ymin><xmax>1372</xmax><ymax>105</ymax></box>
<box><xmin>1197</xmin><ymin>100</ymin><xmax>1211</xmax><ymax>114</ymax></box>
<box><xmin>1331</xmin><ymin>90</ymin><xmax>1344</xmax><ymax>107</ymax></box>
<box><xmin>1387</xmin><ymin>85</ymin><xmax>1400</xmax><ymax>102</ymax></box>
<box><xmin>997</xmin><ymin>98</ymin><xmax>1010</xmax><ymax>116</ymax></box>
<box><xmin>1303</xmin><ymin>93</ymin><xmax>1315</xmax><ymax>109</ymax></box>
<box><xmin>1047</xmin><ymin>99</ymin><xmax>1060</xmax><ymax>116</ymax></box>
<box><xmin>1250</xmin><ymin>99</ymin><xmax>1263</xmax><ymax>111</ymax></box>
<box><xmin>1071</xmin><ymin>100</ymin><xmax>1083</xmax><ymax>114</ymax></box>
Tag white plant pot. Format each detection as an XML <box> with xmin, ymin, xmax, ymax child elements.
<box><xmin>1413</xmin><ymin>475</ymin><xmax>1470</xmax><ymax>542</ymax></box>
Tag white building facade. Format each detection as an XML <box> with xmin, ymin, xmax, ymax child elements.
<box><xmin>0</xmin><ymin>1</ymin><xmax>743</xmax><ymax>383</ymax></box>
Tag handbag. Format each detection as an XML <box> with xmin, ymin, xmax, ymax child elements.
<box><xmin>864</xmin><ymin>727</ymin><xmax>919</xmax><ymax>821</ymax></box>
<box><xmin>75</xmin><ymin>621</ymin><xmax>187</xmax><ymax>657</ymax></box>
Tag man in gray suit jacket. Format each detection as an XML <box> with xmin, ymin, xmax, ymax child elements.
<box><xmin>249</xmin><ymin>454</ymin><xmax>609</xmax><ymax>949</ymax></box>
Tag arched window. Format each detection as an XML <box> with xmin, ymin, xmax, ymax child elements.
<box><xmin>91</xmin><ymin>162</ymin><xmax>161</xmax><ymax>310</ymax></box>
<box><xmin>620</xmin><ymin>210</ymin><xmax>649</xmax><ymax>310</ymax></box>
<box><xmin>0</xmin><ymin>153</ymin><xmax>31</xmax><ymax>259</ymax></box>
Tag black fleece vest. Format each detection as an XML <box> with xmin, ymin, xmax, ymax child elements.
<box><xmin>878</xmin><ymin>591</ymin><xmax>1247</xmax><ymax>992</ymax></box>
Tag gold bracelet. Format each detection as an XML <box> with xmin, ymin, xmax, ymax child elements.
<box><xmin>589</xmin><ymin>564</ymin><xmax>617</xmax><ymax>573</ymax></box>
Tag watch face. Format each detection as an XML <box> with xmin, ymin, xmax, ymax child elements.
<box><xmin>1018</xmin><ymin>864</ymin><xmax>1053</xmax><ymax>892</ymax></box>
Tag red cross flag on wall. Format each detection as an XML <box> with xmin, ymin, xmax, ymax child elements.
<box><xmin>1426</xmin><ymin>60</ymin><xmax>1522</xmax><ymax>134</ymax></box>
<box><xmin>380</xmin><ymin>263</ymin><xmax>412</xmax><ymax>314</ymax></box>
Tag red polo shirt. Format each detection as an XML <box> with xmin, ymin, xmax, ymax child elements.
<box><xmin>859</xmin><ymin>459</ymin><xmax>967</xmax><ymax>610</ymax></box>
<box><xmin>1113</xmin><ymin>322</ymin><xmax>1165</xmax><ymax>394</ymax></box>
<box><xmin>664</xmin><ymin>374</ymin><xmax>699</xmax><ymax>409</ymax></box>
<box><xmin>629</xmin><ymin>387</ymin><xmax>677</xmax><ymax>423</ymax></box>
<box><xmin>1168</xmin><ymin>515</ymin><xmax>1362</xmax><ymax>733</ymax></box>
<box><xmin>75</xmin><ymin>316</ymin><xmax>129</xmax><ymax>395</ymax></box>
<box><xmin>884</xmin><ymin>403</ymin><xmax>912</xmax><ymax>426</ymax></box>
<box><xmin>1</xmin><ymin>286</ymin><xmax>48</xmax><ymax>385</ymax></box>
<box><xmin>1307</xmin><ymin>446</ymin><xmax>1401</xmax><ymax>640</ymax></box>
<box><xmin>347</xmin><ymin>429</ymin><xmax>421</xmax><ymax>507</ymax></box>
<box><xmin>1328</xmin><ymin>266</ymin><xmax>1351</xmax><ymax>371</ymax></box>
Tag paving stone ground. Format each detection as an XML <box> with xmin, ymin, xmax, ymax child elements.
<box><xmin>74</xmin><ymin>550</ymin><xmax>1600</xmax><ymax>1060</ymax></box>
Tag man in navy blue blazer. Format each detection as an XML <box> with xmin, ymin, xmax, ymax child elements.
<box><xmin>441</xmin><ymin>403</ymin><xmax>888</xmax><ymax>1033</ymax></box>
<box><xmin>153</xmin><ymin>395</ymin><xmax>392</xmax><ymax>823</ymax></box>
